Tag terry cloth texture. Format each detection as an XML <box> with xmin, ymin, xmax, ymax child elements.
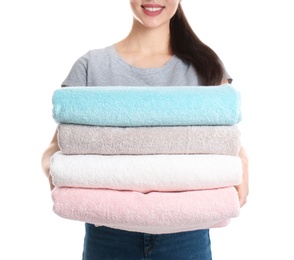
<box><xmin>52</xmin><ymin>186</ymin><xmax>240</xmax><ymax>234</ymax></box>
<box><xmin>57</xmin><ymin>124</ymin><xmax>241</xmax><ymax>156</ymax></box>
<box><xmin>52</xmin><ymin>84</ymin><xmax>241</xmax><ymax>126</ymax></box>
<box><xmin>50</xmin><ymin>83</ymin><xmax>243</xmax><ymax>234</ymax></box>
<box><xmin>51</xmin><ymin>152</ymin><xmax>242</xmax><ymax>192</ymax></box>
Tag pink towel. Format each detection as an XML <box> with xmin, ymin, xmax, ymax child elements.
<box><xmin>52</xmin><ymin>187</ymin><xmax>240</xmax><ymax>234</ymax></box>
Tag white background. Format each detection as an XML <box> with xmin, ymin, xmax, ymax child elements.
<box><xmin>1</xmin><ymin>0</ymin><xmax>293</xmax><ymax>259</ymax></box>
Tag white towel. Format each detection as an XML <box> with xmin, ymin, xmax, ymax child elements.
<box><xmin>51</xmin><ymin>152</ymin><xmax>242</xmax><ymax>192</ymax></box>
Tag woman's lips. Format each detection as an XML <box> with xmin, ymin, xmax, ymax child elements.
<box><xmin>141</xmin><ymin>4</ymin><xmax>165</xmax><ymax>16</ymax></box>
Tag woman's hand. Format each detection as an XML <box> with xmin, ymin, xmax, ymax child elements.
<box><xmin>41</xmin><ymin>129</ymin><xmax>60</xmax><ymax>191</ymax></box>
<box><xmin>235</xmin><ymin>146</ymin><xmax>249</xmax><ymax>207</ymax></box>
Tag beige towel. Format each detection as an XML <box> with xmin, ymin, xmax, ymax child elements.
<box><xmin>57</xmin><ymin>124</ymin><xmax>241</xmax><ymax>155</ymax></box>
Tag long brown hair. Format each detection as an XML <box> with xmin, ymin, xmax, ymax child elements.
<box><xmin>170</xmin><ymin>4</ymin><xmax>224</xmax><ymax>86</ymax></box>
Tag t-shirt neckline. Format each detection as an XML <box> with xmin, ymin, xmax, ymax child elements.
<box><xmin>108</xmin><ymin>44</ymin><xmax>177</xmax><ymax>72</ymax></box>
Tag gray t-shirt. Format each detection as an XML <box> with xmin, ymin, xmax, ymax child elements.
<box><xmin>62</xmin><ymin>45</ymin><xmax>231</xmax><ymax>87</ymax></box>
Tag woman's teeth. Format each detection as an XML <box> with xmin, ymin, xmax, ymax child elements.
<box><xmin>144</xmin><ymin>7</ymin><xmax>162</xmax><ymax>11</ymax></box>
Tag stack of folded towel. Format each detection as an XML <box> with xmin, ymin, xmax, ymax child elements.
<box><xmin>50</xmin><ymin>84</ymin><xmax>243</xmax><ymax>234</ymax></box>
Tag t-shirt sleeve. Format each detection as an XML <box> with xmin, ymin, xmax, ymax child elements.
<box><xmin>61</xmin><ymin>52</ymin><xmax>89</xmax><ymax>87</ymax></box>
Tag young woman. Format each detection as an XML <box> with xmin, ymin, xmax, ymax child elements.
<box><xmin>42</xmin><ymin>1</ymin><xmax>249</xmax><ymax>259</ymax></box>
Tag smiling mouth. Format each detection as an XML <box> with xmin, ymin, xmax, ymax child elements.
<box><xmin>141</xmin><ymin>5</ymin><xmax>165</xmax><ymax>12</ymax></box>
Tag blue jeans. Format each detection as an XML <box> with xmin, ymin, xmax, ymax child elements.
<box><xmin>82</xmin><ymin>224</ymin><xmax>212</xmax><ymax>260</ymax></box>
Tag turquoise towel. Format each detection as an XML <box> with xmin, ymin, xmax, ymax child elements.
<box><xmin>52</xmin><ymin>84</ymin><xmax>241</xmax><ymax>126</ymax></box>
